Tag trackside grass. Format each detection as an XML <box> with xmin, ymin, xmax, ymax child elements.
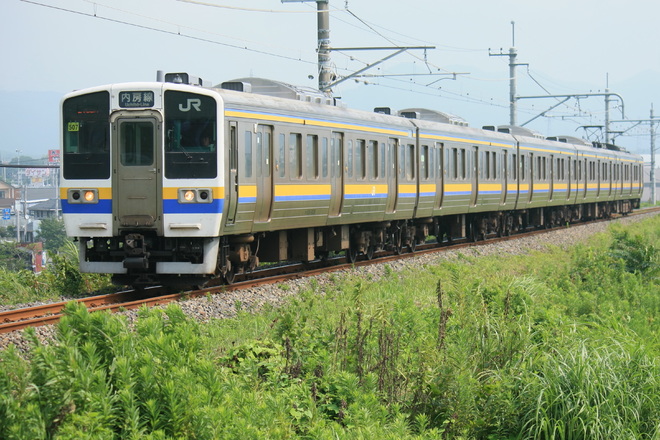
<box><xmin>0</xmin><ymin>215</ymin><xmax>659</xmax><ymax>439</ymax></box>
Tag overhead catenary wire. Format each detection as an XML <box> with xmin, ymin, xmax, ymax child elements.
<box><xmin>23</xmin><ymin>0</ymin><xmax>621</xmax><ymax>135</ymax></box>
<box><xmin>21</xmin><ymin>0</ymin><xmax>318</xmax><ymax>67</ymax></box>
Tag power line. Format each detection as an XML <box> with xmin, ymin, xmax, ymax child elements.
<box><xmin>21</xmin><ymin>0</ymin><xmax>318</xmax><ymax>67</ymax></box>
<box><xmin>176</xmin><ymin>0</ymin><xmax>315</xmax><ymax>13</ymax></box>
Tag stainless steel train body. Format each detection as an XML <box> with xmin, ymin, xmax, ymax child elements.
<box><xmin>60</xmin><ymin>75</ymin><xmax>644</xmax><ymax>285</ymax></box>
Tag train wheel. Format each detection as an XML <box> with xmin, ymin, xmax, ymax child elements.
<box><xmin>224</xmin><ymin>269</ymin><xmax>236</xmax><ymax>285</ymax></box>
<box><xmin>347</xmin><ymin>246</ymin><xmax>358</xmax><ymax>264</ymax></box>
<box><xmin>223</xmin><ymin>261</ymin><xmax>236</xmax><ymax>285</ymax></box>
<box><xmin>408</xmin><ymin>239</ymin><xmax>416</xmax><ymax>253</ymax></box>
<box><xmin>469</xmin><ymin>221</ymin><xmax>478</xmax><ymax>242</ymax></box>
<box><xmin>366</xmin><ymin>245</ymin><xmax>375</xmax><ymax>260</ymax></box>
<box><xmin>394</xmin><ymin>230</ymin><xmax>403</xmax><ymax>255</ymax></box>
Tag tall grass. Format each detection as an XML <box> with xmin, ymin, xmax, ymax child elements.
<box><xmin>0</xmin><ymin>241</ymin><xmax>113</xmax><ymax>306</ymax></box>
<box><xmin>1</xmin><ymin>215</ymin><xmax>659</xmax><ymax>438</ymax></box>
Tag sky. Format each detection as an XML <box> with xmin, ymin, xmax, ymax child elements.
<box><xmin>3</xmin><ymin>0</ymin><xmax>660</xmax><ymax>162</ymax></box>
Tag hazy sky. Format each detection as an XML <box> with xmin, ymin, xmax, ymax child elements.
<box><xmin>3</xmin><ymin>0</ymin><xmax>660</xmax><ymax>158</ymax></box>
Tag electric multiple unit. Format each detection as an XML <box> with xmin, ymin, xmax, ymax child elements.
<box><xmin>60</xmin><ymin>74</ymin><xmax>644</xmax><ymax>286</ymax></box>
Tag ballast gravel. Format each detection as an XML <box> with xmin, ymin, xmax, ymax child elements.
<box><xmin>1</xmin><ymin>212</ymin><xmax>657</xmax><ymax>355</ymax></box>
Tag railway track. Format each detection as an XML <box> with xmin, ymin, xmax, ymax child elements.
<box><xmin>1</xmin><ymin>207</ymin><xmax>658</xmax><ymax>334</ymax></box>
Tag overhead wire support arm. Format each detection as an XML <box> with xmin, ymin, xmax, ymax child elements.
<box><xmin>519</xmin><ymin>97</ymin><xmax>571</xmax><ymax>127</ymax></box>
<box><xmin>517</xmin><ymin>92</ymin><xmax>625</xmax><ymax>141</ymax></box>
<box><xmin>610</xmin><ymin>111</ymin><xmax>660</xmax><ymax>204</ymax></box>
<box><xmin>324</xmin><ymin>46</ymin><xmax>435</xmax><ymax>90</ymax></box>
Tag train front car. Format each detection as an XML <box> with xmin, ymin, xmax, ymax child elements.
<box><xmin>61</xmin><ymin>81</ymin><xmax>224</xmax><ymax>287</ymax></box>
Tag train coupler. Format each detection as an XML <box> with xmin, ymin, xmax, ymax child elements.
<box><xmin>123</xmin><ymin>233</ymin><xmax>150</xmax><ymax>270</ymax></box>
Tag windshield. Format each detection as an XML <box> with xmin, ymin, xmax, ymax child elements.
<box><xmin>62</xmin><ymin>91</ymin><xmax>110</xmax><ymax>179</ymax></box>
<box><xmin>164</xmin><ymin>90</ymin><xmax>217</xmax><ymax>179</ymax></box>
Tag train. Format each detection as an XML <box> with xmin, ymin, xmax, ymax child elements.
<box><xmin>60</xmin><ymin>73</ymin><xmax>644</xmax><ymax>286</ymax></box>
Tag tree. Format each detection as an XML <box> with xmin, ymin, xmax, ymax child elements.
<box><xmin>38</xmin><ymin>217</ymin><xmax>69</xmax><ymax>253</ymax></box>
<box><xmin>0</xmin><ymin>241</ymin><xmax>32</xmax><ymax>271</ymax></box>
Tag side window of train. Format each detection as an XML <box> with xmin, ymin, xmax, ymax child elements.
<box><xmin>493</xmin><ymin>152</ymin><xmax>497</xmax><ymax>180</ymax></box>
<box><xmin>485</xmin><ymin>151</ymin><xmax>497</xmax><ymax>180</ymax></box>
<box><xmin>543</xmin><ymin>157</ymin><xmax>547</xmax><ymax>180</ymax></box>
<box><xmin>436</xmin><ymin>142</ymin><xmax>444</xmax><ymax>180</ymax></box>
<box><xmin>229</xmin><ymin>124</ymin><xmax>238</xmax><ymax>172</ymax></box>
<box><xmin>278</xmin><ymin>133</ymin><xmax>286</xmax><ymax>178</ymax></box>
<box><xmin>331</xmin><ymin>134</ymin><xmax>343</xmax><ymax>178</ymax></box>
<box><xmin>542</xmin><ymin>157</ymin><xmax>547</xmax><ymax>180</ymax></box>
<box><xmin>289</xmin><ymin>133</ymin><xmax>302</xmax><ymax>179</ymax></box>
<box><xmin>306</xmin><ymin>134</ymin><xmax>319</xmax><ymax>180</ymax></box>
<box><xmin>368</xmin><ymin>140</ymin><xmax>378</xmax><ymax>180</ymax></box>
<box><xmin>356</xmin><ymin>140</ymin><xmax>366</xmax><ymax>180</ymax></box>
<box><xmin>572</xmin><ymin>159</ymin><xmax>577</xmax><ymax>181</ymax></box>
<box><xmin>420</xmin><ymin>145</ymin><xmax>428</xmax><ymax>180</ymax></box>
<box><xmin>512</xmin><ymin>153</ymin><xmax>517</xmax><ymax>180</ymax></box>
<box><xmin>322</xmin><ymin>137</ymin><xmax>329</xmax><ymax>178</ymax></box>
<box><xmin>244</xmin><ymin>130</ymin><xmax>253</xmax><ymax>178</ymax></box>
<box><xmin>346</xmin><ymin>139</ymin><xmax>353</xmax><ymax>178</ymax></box>
<box><xmin>379</xmin><ymin>142</ymin><xmax>386</xmax><ymax>179</ymax></box>
<box><xmin>388</xmin><ymin>139</ymin><xmax>396</xmax><ymax>178</ymax></box>
<box><xmin>460</xmin><ymin>148</ymin><xmax>466</xmax><ymax>180</ymax></box>
<box><xmin>256</xmin><ymin>126</ymin><xmax>271</xmax><ymax>178</ymax></box>
<box><xmin>406</xmin><ymin>144</ymin><xmax>415</xmax><ymax>180</ymax></box>
<box><xmin>452</xmin><ymin>148</ymin><xmax>458</xmax><ymax>180</ymax></box>
<box><xmin>556</xmin><ymin>158</ymin><xmax>561</xmax><ymax>180</ymax></box>
<box><xmin>477</xmin><ymin>151</ymin><xmax>490</xmax><ymax>179</ymax></box>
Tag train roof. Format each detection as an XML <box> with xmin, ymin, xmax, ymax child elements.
<box><xmin>63</xmin><ymin>74</ymin><xmax>643</xmax><ymax>162</ymax></box>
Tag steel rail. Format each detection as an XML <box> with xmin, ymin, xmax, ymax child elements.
<box><xmin>1</xmin><ymin>207</ymin><xmax>658</xmax><ymax>334</ymax></box>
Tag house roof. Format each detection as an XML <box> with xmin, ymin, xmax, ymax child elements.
<box><xmin>27</xmin><ymin>198</ymin><xmax>60</xmax><ymax>212</ymax></box>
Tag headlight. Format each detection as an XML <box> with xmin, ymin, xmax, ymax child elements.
<box><xmin>68</xmin><ymin>189</ymin><xmax>99</xmax><ymax>204</ymax></box>
<box><xmin>178</xmin><ymin>188</ymin><xmax>213</xmax><ymax>204</ymax></box>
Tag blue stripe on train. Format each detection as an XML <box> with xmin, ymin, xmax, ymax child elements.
<box><xmin>61</xmin><ymin>199</ymin><xmax>112</xmax><ymax>214</ymax></box>
<box><xmin>163</xmin><ymin>199</ymin><xmax>224</xmax><ymax>214</ymax></box>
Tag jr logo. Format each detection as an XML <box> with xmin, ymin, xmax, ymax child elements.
<box><xmin>179</xmin><ymin>99</ymin><xmax>202</xmax><ymax>112</ymax></box>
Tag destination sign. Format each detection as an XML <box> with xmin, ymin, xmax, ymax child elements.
<box><xmin>119</xmin><ymin>91</ymin><xmax>155</xmax><ymax>108</ymax></box>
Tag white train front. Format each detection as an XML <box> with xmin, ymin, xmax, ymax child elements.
<box><xmin>61</xmin><ymin>77</ymin><xmax>225</xmax><ymax>286</ymax></box>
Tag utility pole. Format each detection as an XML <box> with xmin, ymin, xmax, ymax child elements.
<box><xmin>651</xmin><ymin>106</ymin><xmax>657</xmax><ymax>204</ymax></box>
<box><xmin>489</xmin><ymin>21</ymin><xmax>527</xmax><ymax>126</ymax></box>
<box><xmin>282</xmin><ymin>0</ymin><xmax>333</xmax><ymax>94</ymax></box>
<box><xmin>315</xmin><ymin>0</ymin><xmax>333</xmax><ymax>95</ymax></box>
<box><xmin>282</xmin><ymin>0</ymin><xmax>434</xmax><ymax>96</ymax></box>
<box><xmin>611</xmin><ymin>106</ymin><xmax>660</xmax><ymax>205</ymax></box>
<box><xmin>15</xmin><ymin>150</ymin><xmax>21</xmax><ymax>242</ymax></box>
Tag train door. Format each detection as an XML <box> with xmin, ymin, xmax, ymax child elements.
<box><xmin>329</xmin><ymin>132</ymin><xmax>344</xmax><ymax>217</ymax></box>
<box><xmin>549</xmin><ymin>155</ymin><xmax>555</xmax><ymax>201</ymax></box>
<box><xmin>501</xmin><ymin>150</ymin><xmax>508</xmax><ymax>205</ymax></box>
<box><xmin>437</xmin><ymin>142</ymin><xmax>445</xmax><ymax>208</ymax></box>
<box><xmin>568</xmin><ymin>158</ymin><xmax>574</xmax><ymax>200</ymax></box>
<box><xmin>385</xmin><ymin>138</ymin><xmax>398</xmax><ymax>214</ymax></box>
<box><xmin>597</xmin><ymin>160</ymin><xmax>601</xmax><ymax>198</ymax></box>
<box><xmin>513</xmin><ymin>149</ymin><xmax>522</xmax><ymax>209</ymax></box>
<box><xmin>255</xmin><ymin>124</ymin><xmax>273</xmax><ymax>222</ymax></box>
<box><xmin>582</xmin><ymin>158</ymin><xmax>587</xmax><ymax>199</ymax></box>
<box><xmin>529</xmin><ymin>153</ymin><xmax>535</xmax><ymax>203</ymax></box>
<box><xmin>471</xmin><ymin>146</ymin><xmax>479</xmax><ymax>206</ymax></box>
<box><xmin>225</xmin><ymin>122</ymin><xmax>239</xmax><ymax>225</ymax></box>
<box><xmin>112</xmin><ymin>112</ymin><xmax>162</xmax><ymax>234</ymax></box>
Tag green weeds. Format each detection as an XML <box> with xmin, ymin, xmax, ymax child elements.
<box><xmin>1</xmin><ymin>215</ymin><xmax>659</xmax><ymax>438</ymax></box>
